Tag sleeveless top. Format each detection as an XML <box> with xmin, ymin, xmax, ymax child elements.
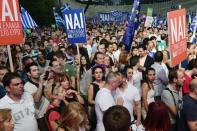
<box><xmin>147</xmin><ymin>88</ymin><xmax>155</xmax><ymax>104</ymax></box>
<box><xmin>91</xmin><ymin>83</ymin><xmax>100</xmax><ymax>100</ymax></box>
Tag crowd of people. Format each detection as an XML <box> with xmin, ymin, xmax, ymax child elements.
<box><xmin>0</xmin><ymin>19</ymin><xmax>197</xmax><ymax>131</ymax></box>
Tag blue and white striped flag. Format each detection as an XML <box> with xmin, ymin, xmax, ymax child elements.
<box><xmin>152</xmin><ymin>16</ymin><xmax>158</xmax><ymax>27</ymax></box>
<box><xmin>111</xmin><ymin>10</ymin><xmax>122</xmax><ymax>18</ymax></box>
<box><xmin>188</xmin><ymin>14</ymin><xmax>192</xmax><ymax>24</ymax></box>
<box><xmin>21</xmin><ymin>7</ymin><xmax>38</xmax><ymax>29</ymax></box>
<box><xmin>190</xmin><ymin>16</ymin><xmax>197</xmax><ymax>32</ymax></box>
<box><xmin>190</xmin><ymin>15</ymin><xmax>197</xmax><ymax>44</ymax></box>
<box><xmin>53</xmin><ymin>7</ymin><xmax>66</xmax><ymax>28</ymax></box>
<box><xmin>61</xmin><ymin>3</ymin><xmax>71</xmax><ymax>13</ymax></box>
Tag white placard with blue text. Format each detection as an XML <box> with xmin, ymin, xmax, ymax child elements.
<box><xmin>62</xmin><ymin>9</ymin><xmax>86</xmax><ymax>44</ymax></box>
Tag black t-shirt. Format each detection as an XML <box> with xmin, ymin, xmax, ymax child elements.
<box><xmin>178</xmin><ymin>95</ymin><xmax>197</xmax><ymax>131</ymax></box>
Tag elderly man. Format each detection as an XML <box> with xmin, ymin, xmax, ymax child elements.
<box><xmin>95</xmin><ymin>72</ymin><xmax>120</xmax><ymax>131</ymax></box>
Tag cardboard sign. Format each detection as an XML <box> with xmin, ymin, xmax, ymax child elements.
<box><xmin>62</xmin><ymin>9</ymin><xmax>86</xmax><ymax>44</ymax></box>
<box><xmin>0</xmin><ymin>0</ymin><xmax>23</xmax><ymax>45</ymax></box>
<box><xmin>145</xmin><ymin>16</ymin><xmax>153</xmax><ymax>27</ymax></box>
<box><xmin>167</xmin><ymin>9</ymin><xmax>187</xmax><ymax>67</ymax></box>
<box><xmin>147</xmin><ymin>8</ymin><xmax>153</xmax><ymax>17</ymax></box>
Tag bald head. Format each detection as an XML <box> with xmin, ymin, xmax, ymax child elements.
<box><xmin>189</xmin><ymin>79</ymin><xmax>197</xmax><ymax>92</ymax></box>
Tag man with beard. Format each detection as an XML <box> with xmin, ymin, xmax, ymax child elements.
<box><xmin>161</xmin><ymin>69</ymin><xmax>184</xmax><ymax>131</ymax></box>
<box><xmin>23</xmin><ymin>42</ymin><xmax>40</xmax><ymax>61</ymax></box>
<box><xmin>24</xmin><ymin>62</ymin><xmax>49</xmax><ymax>131</ymax></box>
<box><xmin>37</xmin><ymin>54</ymin><xmax>50</xmax><ymax>74</ymax></box>
<box><xmin>114</xmin><ymin>72</ymin><xmax>141</xmax><ymax>127</ymax></box>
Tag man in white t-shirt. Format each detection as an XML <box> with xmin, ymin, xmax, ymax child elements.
<box><xmin>95</xmin><ymin>72</ymin><xmax>120</xmax><ymax>131</ymax></box>
<box><xmin>0</xmin><ymin>72</ymin><xmax>38</xmax><ymax>131</ymax></box>
<box><xmin>24</xmin><ymin>62</ymin><xmax>49</xmax><ymax>131</ymax></box>
<box><xmin>114</xmin><ymin>73</ymin><xmax>141</xmax><ymax>126</ymax></box>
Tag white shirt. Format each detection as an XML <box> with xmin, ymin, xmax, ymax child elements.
<box><xmin>133</xmin><ymin>70</ymin><xmax>143</xmax><ymax>94</ymax></box>
<box><xmin>106</xmin><ymin>52</ymin><xmax>115</xmax><ymax>62</ymax></box>
<box><xmin>95</xmin><ymin>88</ymin><xmax>115</xmax><ymax>131</ymax></box>
<box><xmin>139</xmin><ymin>55</ymin><xmax>147</xmax><ymax>66</ymax></box>
<box><xmin>161</xmin><ymin>62</ymin><xmax>169</xmax><ymax>77</ymax></box>
<box><xmin>113</xmin><ymin>49</ymin><xmax>121</xmax><ymax>62</ymax></box>
<box><xmin>86</xmin><ymin>44</ymin><xmax>92</xmax><ymax>59</ymax></box>
<box><xmin>24</xmin><ymin>81</ymin><xmax>49</xmax><ymax>119</ymax></box>
<box><xmin>114</xmin><ymin>85</ymin><xmax>141</xmax><ymax>121</ymax></box>
<box><xmin>0</xmin><ymin>92</ymin><xmax>38</xmax><ymax>131</ymax></box>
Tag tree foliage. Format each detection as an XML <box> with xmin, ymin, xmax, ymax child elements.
<box><xmin>20</xmin><ymin>0</ymin><xmax>56</xmax><ymax>26</ymax></box>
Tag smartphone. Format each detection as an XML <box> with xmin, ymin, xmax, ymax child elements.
<box><xmin>43</xmin><ymin>71</ymin><xmax>49</xmax><ymax>80</ymax></box>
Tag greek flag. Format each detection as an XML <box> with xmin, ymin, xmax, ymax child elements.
<box><xmin>53</xmin><ymin>7</ymin><xmax>65</xmax><ymax>28</ymax></box>
<box><xmin>61</xmin><ymin>3</ymin><xmax>71</xmax><ymax>13</ymax></box>
<box><xmin>188</xmin><ymin>14</ymin><xmax>192</xmax><ymax>24</ymax></box>
<box><xmin>190</xmin><ymin>16</ymin><xmax>197</xmax><ymax>32</ymax></box>
<box><xmin>21</xmin><ymin>7</ymin><xmax>38</xmax><ymax>29</ymax></box>
<box><xmin>111</xmin><ymin>10</ymin><xmax>122</xmax><ymax>18</ymax></box>
<box><xmin>190</xmin><ymin>16</ymin><xmax>197</xmax><ymax>44</ymax></box>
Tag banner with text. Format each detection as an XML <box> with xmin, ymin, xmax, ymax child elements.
<box><xmin>145</xmin><ymin>16</ymin><xmax>153</xmax><ymax>27</ymax></box>
<box><xmin>167</xmin><ymin>9</ymin><xmax>187</xmax><ymax>67</ymax></box>
<box><xmin>62</xmin><ymin>9</ymin><xmax>86</xmax><ymax>44</ymax></box>
<box><xmin>0</xmin><ymin>0</ymin><xmax>23</xmax><ymax>45</ymax></box>
<box><xmin>147</xmin><ymin>8</ymin><xmax>153</xmax><ymax>17</ymax></box>
<box><xmin>97</xmin><ymin>12</ymin><xmax>130</xmax><ymax>24</ymax></box>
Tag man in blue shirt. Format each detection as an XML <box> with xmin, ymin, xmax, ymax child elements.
<box><xmin>0</xmin><ymin>66</ymin><xmax>8</xmax><ymax>99</ymax></box>
<box><xmin>178</xmin><ymin>79</ymin><xmax>197</xmax><ymax>131</ymax></box>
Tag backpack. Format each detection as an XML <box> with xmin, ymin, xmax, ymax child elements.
<box><xmin>164</xmin><ymin>88</ymin><xmax>183</xmax><ymax>130</ymax></box>
<box><xmin>45</xmin><ymin>107</ymin><xmax>61</xmax><ymax>131</ymax></box>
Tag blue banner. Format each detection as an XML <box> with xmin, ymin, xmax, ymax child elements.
<box><xmin>96</xmin><ymin>11</ymin><xmax>130</xmax><ymax>24</ymax></box>
<box><xmin>62</xmin><ymin>9</ymin><xmax>86</xmax><ymax>44</ymax></box>
<box><xmin>53</xmin><ymin>7</ymin><xmax>66</xmax><ymax>29</ymax></box>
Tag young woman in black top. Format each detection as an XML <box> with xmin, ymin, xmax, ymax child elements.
<box><xmin>87</xmin><ymin>65</ymin><xmax>105</xmax><ymax>130</ymax></box>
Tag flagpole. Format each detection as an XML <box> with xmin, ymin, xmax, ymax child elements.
<box><xmin>76</xmin><ymin>44</ymin><xmax>80</xmax><ymax>93</ymax></box>
<box><xmin>59</xmin><ymin>0</ymin><xmax>62</xmax><ymax>7</ymax></box>
<box><xmin>7</xmin><ymin>45</ymin><xmax>14</xmax><ymax>72</ymax></box>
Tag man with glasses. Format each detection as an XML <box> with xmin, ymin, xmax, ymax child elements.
<box><xmin>0</xmin><ymin>72</ymin><xmax>38</xmax><ymax>131</ymax></box>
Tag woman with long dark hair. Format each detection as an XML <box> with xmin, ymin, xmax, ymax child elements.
<box><xmin>143</xmin><ymin>101</ymin><xmax>171</xmax><ymax>131</ymax></box>
<box><xmin>79</xmin><ymin>55</ymin><xmax>90</xmax><ymax>79</ymax></box>
<box><xmin>79</xmin><ymin>55</ymin><xmax>91</xmax><ymax>96</ymax></box>
<box><xmin>87</xmin><ymin>65</ymin><xmax>105</xmax><ymax>130</ymax></box>
<box><xmin>142</xmin><ymin>67</ymin><xmax>156</xmax><ymax>119</ymax></box>
<box><xmin>58</xmin><ymin>74</ymin><xmax>84</xmax><ymax>104</ymax></box>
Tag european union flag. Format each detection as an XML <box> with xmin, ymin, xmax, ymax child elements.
<box><xmin>53</xmin><ymin>7</ymin><xmax>66</xmax><ymax>28</ymax></box>
<box><xmin>122</xmin><ymin>0</ymin><xmax>141</xmax><ymax>52</ymax></box>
